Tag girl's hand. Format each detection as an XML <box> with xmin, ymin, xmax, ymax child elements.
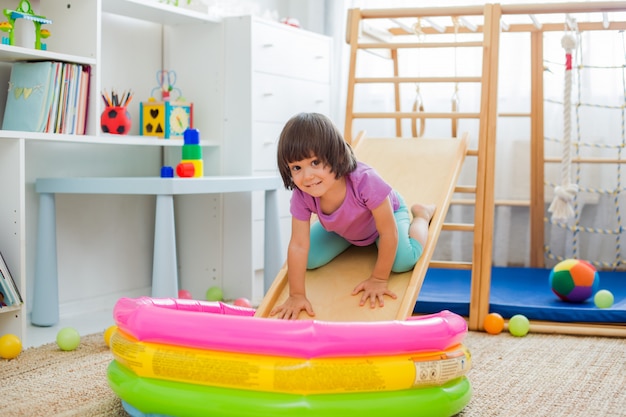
<box><xmin>352</xmin><ymin>276</ymin><xmax>397</xmax><ymax>308</ymax></box>
<box><xmin>270</xmin><ymin>295</ymin><xmax>315</xmax><ymax>320</ymax></box>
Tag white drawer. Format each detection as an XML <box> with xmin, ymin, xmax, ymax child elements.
<box><xmin>252</xmin><ymin>21</ymin><xmax>331</xmax><ymax>83</ymax></box>
<box><xmin>251</xmin><ymin>121</ymin><xmax>282</xmax><ymax>171</ymax></box>
<box><xmin>253</xmin><ymin>73</ymin><xmax>330</xmax><ymax>123</ymax></box>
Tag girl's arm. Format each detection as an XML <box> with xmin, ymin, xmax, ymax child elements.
<box><xmin>270</xmin><ymin>217</ymin><xmax>315</xmax><ymax>319</ymax></box>
<box><xmin>352</xmin><ymin>197</ymin><xmax>398</xmax><ymax>308</ymax></box>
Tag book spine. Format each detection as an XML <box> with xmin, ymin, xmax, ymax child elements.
<box><xmin>0</xmin><ymin>252</ymin><xmax>22</xmax><ymax>304</ymax></box>
<box><xmin>0</xmin><ymin>268</ymin><xmax>16</xmax><ymax>306</ymax></box>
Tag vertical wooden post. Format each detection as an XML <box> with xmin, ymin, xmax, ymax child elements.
<box><xmin>392</xmin><ymin>50</ymin><xmax>402</xmax><ymax>137</ymax></box>
<box><xmin>530</xmin><ymin>31</ymin><xmax>546</xmax><ymax>268</ymax></box>
<box><xmin>344</xmin><ymin>8</ymin><xmax>362</xmax><ymax>144</ymax></box>
<box><xmin>468</xmin><ymin>3</ymin><xmax>501</xmax><ymax>331</ymax></box>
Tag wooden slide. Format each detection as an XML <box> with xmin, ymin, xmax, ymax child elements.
<box><xmin>255</xmin><ymin>134</ymin><xmax>468</xmax><ymax>321</ymax></box>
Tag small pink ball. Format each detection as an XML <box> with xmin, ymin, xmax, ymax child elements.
<box><xmin>178</xmin><ymin>289</ymin><xmax>192</xmax><ymax>299</ymax></box>
<box><xmin>233</xmin><ymin>297</ymin><xmax>252</xmax><ymax>308</ymax></box>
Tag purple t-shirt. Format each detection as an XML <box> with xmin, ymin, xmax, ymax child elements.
<box><xmin>290</xmin><ymin>162</ymin><xmax>399</xmax><ymax>246</ymax></box>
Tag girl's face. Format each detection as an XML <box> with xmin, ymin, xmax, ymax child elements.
<box><xmin>288</xmin><ymin>155</ymin><xmax>339</xmax><ymax>198</ymax></box>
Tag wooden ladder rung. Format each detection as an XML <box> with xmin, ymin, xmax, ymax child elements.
<box><xmin>354</xmin><ymin>76</ymin><xmax>482</xmax><ymax>84</ymax></box>
<box><xmin>454</xmin><ymin>185</ymin><xmax>477</xmax><ymax>194</ymax></box>
<box><xmin>429</xmin><ymin>260</ymin><xmax>473</xmax><ymax>270</ymax></box>
<box><xmin>351</xmin><ymin>112</ymin><xmax>481</xmax><ymax>120</ymax></box>
<box><xmin>442</xmin><ymin>223</ymin><xmax>474</xmax><ymax>232</ymax></box>
<box><xmin>358</xmin><ymin>41</ymin><xmax>484</xmax><ymax>49</ymax></box>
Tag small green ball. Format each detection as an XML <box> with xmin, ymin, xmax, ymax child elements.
<box><xmin>56</xmin><ymin>327</ymin><xmax>81</xmax><ymax>351</ymax></box>
<box><xmin>205</xmin><ymin>286</ymin><xmax>223</xmax><ymax>301</ymax></box>
<box><xmin>508</xmin><ymin>314</ymin><xmax>530</xmax><ymax>337</ymax></box>
<box><xmin>594</xmin><ymin>289</ymin><xmax>614</xmax><ymax>309</ymax></box>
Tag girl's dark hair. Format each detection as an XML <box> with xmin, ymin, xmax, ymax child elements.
<box><xmin>277</xmin><ymin>113</ymin><xmax>357</xmax><ymax>189</ymax></box>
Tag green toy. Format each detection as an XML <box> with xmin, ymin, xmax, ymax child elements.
<box><xmin>1</xmin><ymin>0</ymin><xmax>52</xmax><ymax>50</ymax></box>
<box><xmin>160</xmin><ymin>0</ymin><xmax>192</xmax><ymax>7</ymax></box>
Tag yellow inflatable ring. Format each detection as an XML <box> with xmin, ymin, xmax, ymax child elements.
<box><xmin>111</xmin><ymin>329</ymin><xmax>471</xmax><ymax>395</ymax></box>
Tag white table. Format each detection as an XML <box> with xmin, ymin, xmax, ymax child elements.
<box><xmin>31</xmin><ymin>176</ymin><xmax>283</xmax><ymax>326</ymax></box>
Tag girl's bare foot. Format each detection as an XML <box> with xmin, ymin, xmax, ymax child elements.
<box><xmin>411</xmin><ymin>203</ymin><xmax>436</xmax><ymax>222</ymax></box>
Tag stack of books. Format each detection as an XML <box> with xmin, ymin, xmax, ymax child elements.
<box><xmin>0</xmin><ymin>252</ymin><xmax>21</xmax><ymax>308</ymax></box>
<box><xmin>2</xmin><ymin>60</ymin><xmax>91</xmax><ymax>134</ymax></box>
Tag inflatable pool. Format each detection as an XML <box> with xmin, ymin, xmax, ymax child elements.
<box><xmin>108</xmin><ymin>297</ymin><xmax>472</xmax><ymax>417</ymax></box>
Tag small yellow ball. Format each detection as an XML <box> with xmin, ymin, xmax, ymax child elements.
<box><xmin>0</xmin><ymin>334</ymin><xmax>22</xmax><ymax>359</ymax></box>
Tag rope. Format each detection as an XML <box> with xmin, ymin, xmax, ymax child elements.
<box><xmin>544</xmin><ymin>28</ymin><xmax>626</xmax><ymax>270</ymax></box>
<box><xmin>548</xmin><ymin>32</ymin><xmax>579</xmax><ymax>222</ymax></box>
<box><xmin>611</xmin><ymin>30</ymin><xmax>626</xmax><ymax>269</ymax></box>
<box><xmin>451</xmin><ymin>17</ymin><xmax>460</xmax><ymax>137</ymax></box>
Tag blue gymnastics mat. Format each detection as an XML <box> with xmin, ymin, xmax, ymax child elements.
<box><xmin>414</xmin><ymin>266</ymin><xmax>626</xmax><ymax>323</ymax></box>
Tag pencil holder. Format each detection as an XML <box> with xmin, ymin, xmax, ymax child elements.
<box><xmin>101</xmin><ymin>106</ymin><xmax>131</xmax><ymax>135</ymax></box>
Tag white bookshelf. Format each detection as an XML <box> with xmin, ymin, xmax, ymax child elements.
<box><xmin>0</xmin><ymin>0</ymin><xmax>224</xmax><ymax>347</ymax></box>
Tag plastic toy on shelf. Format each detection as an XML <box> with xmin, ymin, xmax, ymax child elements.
<box><xmin>140</xmin><ymin>70</ymin><xmax>193</xmax><ymax>139</ymax></box>
<box><xmin>1</xmin><ymin>0</ymin><xmax>51</xmax><ymax>50</ymax></box>
<box><xmin>176</xmin><ymin>128</ymin><xmax>203</xmax><ymax>178</ymax></box>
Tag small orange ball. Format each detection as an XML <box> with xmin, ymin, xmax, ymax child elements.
<box><xmin>484</xmin><ymin>312</ymin><xmax>505</xmax><ymax>335</ymax></box>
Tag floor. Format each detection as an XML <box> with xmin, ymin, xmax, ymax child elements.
<box><xmin>25</xmin><ymin>307</ymin><xmax>115</xmax><ymax>348</ymax></box>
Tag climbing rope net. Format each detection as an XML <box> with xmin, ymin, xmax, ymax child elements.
<box><xmin>544</xmin><ymin>26</ymin><xmax>626</xmax><ymax>270</ymax></box>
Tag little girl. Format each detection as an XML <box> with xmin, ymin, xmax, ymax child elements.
<box><xmin>271</xmin><ymin>113</ymin><xmax>435</xmax><ymax>320</ymax></box>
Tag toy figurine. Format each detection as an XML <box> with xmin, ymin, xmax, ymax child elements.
<box><xmin>1</xmin><ymin>0</ymin><xmax>52</xmax><ymax>50</ymax></box>
<box><xmin>159</xmin><ymin>0</ymin><xmax>192</xmax><ymax>7</ymax></box>
<box><xmin>140</xmin><ymin>70</ymin><xmax>193</xmax><ymax>139</ymax></box>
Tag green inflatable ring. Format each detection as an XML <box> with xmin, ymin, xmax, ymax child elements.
<box><xmin>108</xmin><ymin>360</ymin><xmax>472</xmax><ymax>417</ymax></box>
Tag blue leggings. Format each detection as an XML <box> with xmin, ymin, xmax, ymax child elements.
<box><xmin>307</xmin><ymin>194</ymin><xmax>423</xmax><ymax>273</ymax></box>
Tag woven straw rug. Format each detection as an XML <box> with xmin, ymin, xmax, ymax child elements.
<box><xmin>1</xmin><ymin>330</ymin><xmax>624</xmax><ymax>416</ymax></box>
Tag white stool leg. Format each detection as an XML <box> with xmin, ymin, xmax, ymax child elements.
<box><xmin>31</xmin><ymin>193</ymin><xmax>59</xmax><ymax>326</ymax></box>
<box><xmin>152</xmin><ymin>194</ymin><xmax>178</xmax><ymax>297</ymax></box>
<box><xmin>264</xmin><ymin>189</ymin><xmax>282</xmax><ymax>293</ymax></box>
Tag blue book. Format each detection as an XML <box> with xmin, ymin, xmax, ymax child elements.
<box><xmin>0</xmin><ymin>286</ymin><xmax>9</xmax><ymax>307</ymax></box>
<box><xmin>2</xmin><ymin>61</ymin><xmax>56</xmax><ymax>132</ymax></box>
<box><xmin>0</xmin><ymin>251</ymin><xmax>21</xmax><ymax>304</ymax></box>
<box><xmin>0</xmin><ymin>269</ymin><xmax>16</xmax><ymax>306</ymax></box>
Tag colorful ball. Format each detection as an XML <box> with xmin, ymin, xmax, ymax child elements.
<box><xmin>594</xmin><ymin>289</ymin><xmax>614</xmax><ymax>309</ymax></box>
<box><xmin>178</xmin><ymin>289</ymin><xmax>193</xmax><ymax>299</ymax></box>
<box><xmin>205</xmin><ymin>286</ymin><xmax>223</xmax><ymax>302</ymax></box>
<box><xmin>56</xmin><ymin>327</ymin><xmax>81</xmax><ymax>351</ymax></box>
<box><xmin>0</xmin><ymin>334</ymin><xmax>22</xmax><ymax>359</ymax></box>
<box><xmin>483</xmin><ymin>312</ymin><xmax>505</xmax><ymax>335</ymax></box>
<box><xmin>233</xmin><ymin>297</ymin><xmax>252</xmax><ymax>308</ymax></box>
<box><xmin>508</xmin><ymin>314</ymin><xmax>530</xmax><ymax>337</ymax></box>
<box><xmin>549</xmin><ymin>259</ymin><xmax>599</xmax><ymax>303</ymax></box>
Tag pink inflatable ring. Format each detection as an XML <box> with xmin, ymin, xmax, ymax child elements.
<box><xmin>114</xmin><ymin>297</ymin><xmax>467</xmax><ymax>358</ymax></box>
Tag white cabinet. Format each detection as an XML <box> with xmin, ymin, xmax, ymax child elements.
<box><xmin>221</xmin><ymin>16</ymin><xmax>331</xmax><ymax>303</ymax></box>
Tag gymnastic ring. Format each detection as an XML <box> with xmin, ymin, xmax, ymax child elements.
<box><xmin>113</xmin><ymin>297</ymin><xmax>468</xmax><ymax>358</ymax></box>
<box><xmin>110</xmin><ymin>329</ymin><xmax>471</xmax><ymax>395</ymax></box>
<box><xmin>411</xmin><ymin>100</ymin><xmax>426</xmax><ymax>137</ymax></box>
<box><xmin>108</xmin><ymin>360</ymin><xmax>472</xmax><ymax>417</ymax></box>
